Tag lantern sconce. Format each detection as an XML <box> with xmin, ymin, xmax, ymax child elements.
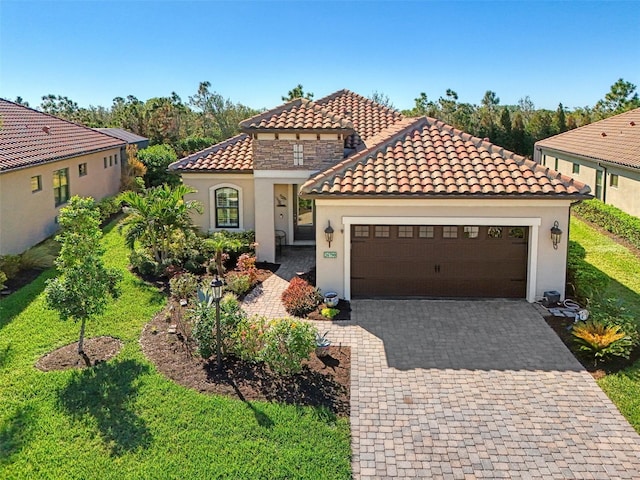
<box><xmin>550</xmin><ymin>220</ymin><xmax>562</xmax><ymax>250</ymax></box>
<box><xmin>324</xmin><ymin>220</ymin><xmax>334</xmax><ymax>248</ymax></box>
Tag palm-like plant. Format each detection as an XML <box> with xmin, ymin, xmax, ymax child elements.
<box><xmin>119</xmin><ymin>184</ymin><xmax>203</xmax><ymax>264</ymax></box>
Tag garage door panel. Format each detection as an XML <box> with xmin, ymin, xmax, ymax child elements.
<box><xmin>351</xmin><ymin>225</ymin><xmax>528</xmax><ymax>298</ymax></box>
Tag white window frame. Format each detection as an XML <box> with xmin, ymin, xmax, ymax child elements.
<box><xmin>209</xmin><ymin>183</ymin><xmax>243</xmax><ymax>231</ymax></box>
<box><xmin>293</xmin><ymin>144</ymin><xmax>304</xmax><ymax>166</ymax></box>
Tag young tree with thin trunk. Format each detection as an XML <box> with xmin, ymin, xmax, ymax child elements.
<box><xmin>45</xmin><ymin>196</ymin><xmax>122</xmax><ymax>366</ymax></box>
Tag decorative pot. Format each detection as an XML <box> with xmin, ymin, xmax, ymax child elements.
<box><xmin>324</xmin><ymin>292</ymin><xmax>339</xmax><ymax>308</ymax></box>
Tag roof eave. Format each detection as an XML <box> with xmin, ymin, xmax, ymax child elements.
<box><xmin>301</xmin><ymin>192</ymin><xmax>593</xmax><ymax>201</ymax></box>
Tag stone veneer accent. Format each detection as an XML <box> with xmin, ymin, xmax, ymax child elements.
<box><xmin>253</xmin><ymin>138</ymin><xmax>344</xmax><ymax>170</ymax></box>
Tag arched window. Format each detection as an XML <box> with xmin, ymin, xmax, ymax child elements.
<box><xmin>215</xmin><ymin>187</ymin><xmax>239</xmax><ymax>228</ymax></box>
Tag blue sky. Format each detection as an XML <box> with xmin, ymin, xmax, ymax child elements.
<box><xmin>1</xmin><ymin>1</ymin><xmax>639</xmax><ymax>112</ymax></box>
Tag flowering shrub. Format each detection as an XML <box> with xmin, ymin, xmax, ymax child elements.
<box><xmin>233</xmin><ymin>315</ymin><xmax>269</xmax><ymax>362</ymax></box>
<box><xmin>281</xmin><ymin>277</ymin><xmax>322</xmax><ymax>317</ymax></box>
<box><xmin>225</xmin><ymin>271</ymin><xmax>252</xmax><ymax>296</ymax></box>
<box><xmin>236</xmin><ymin>253</ymin><xmax>257</xmax><ymax>283</ymax></box>
<box><xmin>261</xmin><ymin>318</ymin><xmax>317</xmax><ymax>375</ymax></box>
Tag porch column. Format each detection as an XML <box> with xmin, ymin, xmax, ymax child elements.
<box><xmin>254</xmin><ymin>178</ymin><xmax>276</xmax><ymax>263</ymax></box>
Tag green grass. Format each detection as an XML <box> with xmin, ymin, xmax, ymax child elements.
<box><xmin>0</xmin><ymin>224</ymin><xmax>350</xmax><ymax>479</ymax></box>
<box><xmin>570</xmin><ymin>216</ymin><xmax>640</xmax><ymax>432</ymax></box>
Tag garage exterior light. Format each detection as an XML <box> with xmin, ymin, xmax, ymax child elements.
<box><xmin>550</xmin><ymin>221</ymin><xmax>562</xmax><ymax>250</ymax></box>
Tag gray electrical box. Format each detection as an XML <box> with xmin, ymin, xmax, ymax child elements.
<box><xmin>543</xmin><ymin>290</ymin><xmax>561</xmax><ymax>306</ymax></box>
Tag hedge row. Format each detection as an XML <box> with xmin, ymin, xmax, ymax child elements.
<box><xmin>572</xmin><ymin>199</ymin><xmax>640</xmax><ymax>250</ymax></box>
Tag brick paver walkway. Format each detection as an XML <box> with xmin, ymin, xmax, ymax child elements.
<box><xmin>242</xmin><ymin>251</ymin><xmax>640</xmax><ymax>479</ymax></box>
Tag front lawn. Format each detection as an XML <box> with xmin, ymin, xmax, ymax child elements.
<box><xmin>570</xmin><ymin>216</ymin><xmax>640</xmax><ymax>433</ymax></box>
<box><xmin>0</xmin><ymin>224</ymin><xmax>351</xmax><ymax>479</ymax></box>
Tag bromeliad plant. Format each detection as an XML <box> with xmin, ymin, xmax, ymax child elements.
<box><xmin>572</xmin><ymin>319</ymin><xmax>635</xmax><ymax>365</ymax></box>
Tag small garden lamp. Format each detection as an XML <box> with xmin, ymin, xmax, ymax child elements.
<box><xmin>550</xmin><ymin>221</ymin><xmax>562</xmax><ymax>250</ymax></box>
<box><xmin>324</xmin><ymin>220</ymin><xmax>334</xmax><ymax>248</ymax></box>
<box><xmin>211</xmin><ymin>276</ymin><xmax>224</xmax><ymax>371</ymax></box>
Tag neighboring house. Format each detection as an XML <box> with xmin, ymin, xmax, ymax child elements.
<box><xmin>534</xmin><ymin>108</ymin><xmax>640</xmax><ymax>217</ymax></box>
<box><xmin>0</xmin><ymin>99</ymin><xmax>125</xmax><ymax>254</ymax></box>
<box><xmin>170</xmin><ymin>90</ymin><xmax>591</xmax><ymax>302</ymax></box>
<box><xmin>94</xmin><ymin>128</ymin><xmax>149</xmax><ymax>173</ymax></box>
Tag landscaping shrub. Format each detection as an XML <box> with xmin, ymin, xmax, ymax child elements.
<box><xmin>572</xmin><ymin>319</ymin><xmax>635</xmax><ymax>365</ymax></box>
<box><xmin>96</xmin><ymin>195</ymin><xmax>122</xmax><ymax>224</ymax></box>
<box><xmin>566</xmin><ymin>241</ymin><xmax>609</xmax><ymax>302</ymax></box>
<box><xmin>137</xmin><ymin>144</ymin><xmax>180</xmax><ymax>187</ymax></box>
<box><xmin>590</xmin><ymin>297</ymin><xmax>640</xmax><ymax>348</ymax></box>
<box><xmin>0</xmin><ymin>254</ymin><xmax>21</xmax><ymax>279</ymax></box>
<box><xmin>129</xmin><ymin>249</ymin><xmax>160</xmax><ymax>277</ymax></box>
<box><xmin>321</xmin><ymin>307</ymin><xmax>340</xmax><ymax>319</ymax></box>
<box><xmin>19</xmin><ymin>244</ymin><xmax>57</xmax><ymax>270</ymax></box>
<box><xmin>224</xmin><ymin>271</ymin><xmax>252</xmax><ymax>296</ymax></box>
<box><xmin>236</xmin><ymin>253</ymin><xmax>257</xmax><ymax>284</ymax></box>
<box><xmin>261</xmin><ymin>318</ymin><xmax>317</xmax><ymax>375</ymax></box>
<box><xmin>169</xmin><ymin>272</ymin><xmax>199</xmax><ymax>299</ymax></box>
<box><xmin>573</xmin><ymin>199</ymin><xmax>640</xmax><ymax>250</ymax></box>
<box><xmin>281</xmin><ymin>277</ymin><xmax>322</xmax><ymax>317</ymax></box>
<box><xmin>190</xmin><ymin>292</ymin><xmax>246</xmax><ymax>359</ymax></box>
<box><xmin>232</xmin><ymin>315</ymin><xmax>269</xmax><ymax>362</ymax></box>
<box><xmin>0</xmin><ymin>271</ymin><xmax>7</xmax><ymax>290</ymax></box>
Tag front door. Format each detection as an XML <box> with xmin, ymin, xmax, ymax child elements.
<box><xmin>294</xmin><ymin>187</ymin><xmax>315</xmax><ymax>241</ymax></box>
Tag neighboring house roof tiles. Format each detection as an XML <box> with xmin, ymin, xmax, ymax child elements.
<box><xmin>315</xmin><ymin>89</ymin><xmax>404</xmax><ymax>149</ymax></box>
<box><xmin>535</xmin><ymin>108</ymin><xmax>640</xmax><ymax>169</ymax></box>
<box><xmin>239</xmin><ymin>98</ymin><xmax>354</xmax><ymax>131</ymax></box>
<box><xmin>301</xmin><ymin>117</ymin><xmax>590</xmax><ymax>197</ymax></box>
<box><xmin>169</xmin><ymin>134</ymin><xmax>253</xmax><ymax>172</ymax></box>
<box><xmin>0</xmin><ymin>99</ymin><xmax>125</xmax><ymax>172</ymax></box>
<box><xmin>95</xmin><ymin>128</ymin><xmax>149</xmax><ymax>144</ymax></box>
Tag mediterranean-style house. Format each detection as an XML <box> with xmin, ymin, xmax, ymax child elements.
<box><xmin>170</xmin><ymin>90</ymin><xmax>591</xmax><ymax>302</ymax></box>
<box><xmin>535</xmin><ymin>107</ymin><xmax>640</xmax><ymax>217</ymax></box>
<box><xmin>0</xmin><ymin>99</ymin><xmax>125</xmax><ymax>254</ymax></box>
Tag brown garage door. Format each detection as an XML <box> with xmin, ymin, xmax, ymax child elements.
<box><xmin>351</xmin><ymin>225</ymin><xmax>528</xmax><ymax>298</ymax></box>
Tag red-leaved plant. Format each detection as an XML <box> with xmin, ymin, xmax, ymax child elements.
<box><xmin>281</xmin><ymin>277</ymin><xmax>322</xmax><ymax>317</ymax></box>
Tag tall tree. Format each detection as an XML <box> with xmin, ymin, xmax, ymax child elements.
<box><xmin>499</xmin><ymin>107</ymin><xmax>512</xmax><ymax>150</ymax></box>
<box><xmin>478</xmin><ymin>90</ymin><xmax>500</xmax><ymax>141</ymax></box>
<box><xmin>39</xmin><ymin>94</ymin><xmax>80</xmax><ymax>121</ymax></box>
<box><xmin>511</xmin><ymin>112</ymin><xmax>526</xmax><ymax>156</ymax></box>
<box><xmin>45</xmin><ymin>197</ymin><xmax>122</xmax><ymax>366</ymax></box>
<box><xmin>282</xmin><ymin>84</ymin><xmax>313</xmax><ymax>102</ymax></box>
<box><xmin>554</xmin><ymin>103</ymin><xmax>567</xmax><ymax>133</ymax></box>
<box><xmin>14</xmin><ymin>96</ymin><xmax>29</xmax><ymax>107</ymax></box>
<box><xmin>594</xmin><ymin>78</ymin><xmax>640</xmax><ymax>117</ymax></box>
<box><xmin>369</xmin><ymin>91</ymin><xmax>395</xmax><ymax>109</ymax></box>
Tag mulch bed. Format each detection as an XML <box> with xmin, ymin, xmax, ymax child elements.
<box><xmin>544</xmin><ymin>315</ymin><xmax>640</xmax><ymax>379</ymax></box>
<box><xmin>140</xmin><ymin>304</ymin><xmax>350</xmax><ymax>416</ymax></box>
<box><xmin>36</xmin><ymin>336</ymin><xmax>124</xmax><ymax>371</ymax></box>
<box><xmin>307</xmin><ymin>299</ymin><xmax>352</xmax><ymax>321</ymax></box>
<box><xmin>1</xmin><ymin>268</ymin><xmax>45</xmax><ymax>297</ymax></box>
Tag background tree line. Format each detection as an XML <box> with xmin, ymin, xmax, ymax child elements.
<box><xmin>13</xmin><ymin>78</ymin><xmax>639</xmax><ymax>160</ymax></box>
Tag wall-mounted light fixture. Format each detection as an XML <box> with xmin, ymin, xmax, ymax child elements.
<box><xmin>550</xmin><ymin>220</ymin><xmax>562</xmax><ymax>250</ymax></box>
<box><xmin>324</xmin><ymin>220</ymin><xmax>334</xmax><ymax>248</ymax></box>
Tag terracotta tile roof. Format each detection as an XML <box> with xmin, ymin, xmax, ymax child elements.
<box><xmin>169</xmin><ymin>133</ymin><xmax>253</xmax><ymax>172</ymax></box>
<box><xmin>0</xmin><ymin>98</ymin><xmax>125</xmax><ymax>173</ymax></box>
<box><xmin>239</xmin><ymin>98</ymin><xmax>353</xmax><ymax>131</ymax></box>
<box><xmin>536</xmin><ymin>108</ymin><xmax>640</xmax><ymax>169</ymax></box>
<box><xmin>315</xmin><ymin>89</ymin><xmax>404</xmax><ymax>149</ymax></box>
<box><xmin>301</xmin><ymin>117</ymin><xmax>591</xmax><ymax>197</ymax></box>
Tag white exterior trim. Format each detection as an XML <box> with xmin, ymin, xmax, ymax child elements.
<box><xmin>209</xmin><ymin>183</ymin><xmax>244</xmax><ymax>232</ymax></box>
<box><xmin>341</xmin><ymin>216</ymin><xmax>542</xmax><ymax>303</ymax></box>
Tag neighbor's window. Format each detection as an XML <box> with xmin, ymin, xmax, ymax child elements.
<box><xmin>554</xmin><ymin>158</ymin><xmax>559</xmax><ymax>171</ymax></box>
<box><xmin>487</xmin><ymin>227</ymin><xmax>503</xmax><ymax>239</ymax></box>
<box><xmin>463</xmin><ymin>226</ymin><xmax>479</xmax><ymax>239</ymax></box>
<box><xmin>353</xmin><ymin>225</ymin><xmax>369</xmax><ymax>238</ymax></box>
<box><xmin>104</xmin><ymin>157</ymin><xmax>108</xmax><ymax>168</ymax></box>
<box><xmin>78</xmin><ymin>163</ymin><xmax>88</xmax><ymax>177</ymax></box>
<box><xmin>293</xmin><ymin>144</ymin><xmax>304</xmax><ymax>166</ymax></box>
<box><xmin>610</xmin><ymin>174</ymin><xmax>619</xmax><ymax>188</ymax></box>
<box><xmin>109</xmin><ymin>155</ymin><xmax>113</xmax><ymax>167</ymax></box>
<box><xmin>114</xmin><ymin>153</ymin><xmax>118</xmax><ymax>165</ymax></box>
<box><xmin>31</xmin><ymin>175</ymin><xmax>42</xmax><ymax>193</ymax></box>
<box><xmin>53</xmin><ymin>168</ymin><xmax>69</xmax><ymax>206</ymax></box>
<box><xmin>572</xmin><ymin>163</ymin><xmax>580</xmax><ymax>174</ymax></box>
<box><xmin>508</xmin><ymin>227</ymin><xmax>525</xmax><ymax>239</ymax></box>
<box><xmin>398</xmin><ymin>226</ymin><xmax>413</xmax><ymax>238</ymax></box>
<box><xmin>443</xmin><ymin>226</ymin><xmax>458</xmax><ymax>238</ymax></box>
<box><xmin>374</xmin><ymin>226</ymin><xmax>390</xmax><ymax>238</ymax></box>
<box><xmin>418</xmin><ymin>226</ymin><xmax>434</xmax><ymax>238</ymax></box>
<box><xmin>215</xmin><ymin>187</ymin><xmax>239</xmax><ymax>228</ymax></box>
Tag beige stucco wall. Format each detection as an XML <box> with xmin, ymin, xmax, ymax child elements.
<box><xmin>539</xmin><ymin>147</ymin><xmax>639</xmax><ymax>217</ymax></box>
<box><xmin>314</xmin><ymin>198</ymin><xmax>574</xmax><ymax>302</ymax></box>
<box><xmin>179</xmin><ymin>173</ymin><xmax>255</xmax><ymax>232</ymax></box>
<box><xmin>0</xmin><ymin>148</ymin><xmax>122</xmax><ymax>254</ymax></box>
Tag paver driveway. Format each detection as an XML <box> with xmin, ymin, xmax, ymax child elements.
<box><xmin>326</xmin><ymin>300</ymin><xmax>640</xmax><ymax>479</ymax></box>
